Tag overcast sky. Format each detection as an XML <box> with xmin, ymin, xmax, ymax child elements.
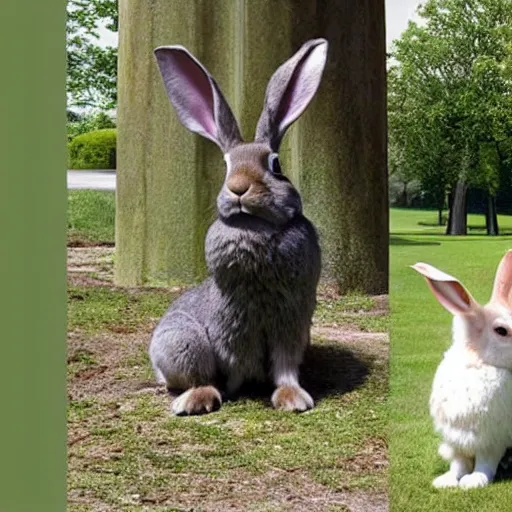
<box><xmin>97</xmin><ymin>1</ymin><xmax>423</xmax><ymax>51</ymax></box>
<box><xmin>386</xmin><ymin>0</ymin><xmax>422</xmax><ymax>48</ymax></box>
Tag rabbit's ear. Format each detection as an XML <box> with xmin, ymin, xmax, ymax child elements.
<box><xmin>154</xmin><ymin>46</ymin><xmax>242</xmax><ymax>153</ymax></box>
<box><xmin>411</xmin><ymin>263</ymin><xmax>477</xmax><ymax>315</ymax></box>
<box><xmin>491</xmin><ymin>250</ymin><xmax>512</xmax><ymax>307</ymax></box>
<box><xmin>255</xmin><ymin>39</ymin><xmax>328</xmax><ymax>152</ymax></box>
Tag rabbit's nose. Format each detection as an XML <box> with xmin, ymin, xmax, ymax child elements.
<box><xmin>227</xmin><ymin>174</ymin><xmax>251</xmax><ymax>197</ymax></box>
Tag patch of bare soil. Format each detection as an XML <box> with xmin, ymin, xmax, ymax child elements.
<box><xmin>137</xmin><ymin>472</ymin><xmax>388</xmax><ymax>512</ymax></box>
<box><xmin>67</xmin><ymin>246</ymin><xmax>115</xmax><ymax>286</ymax></box>
<box><xmin>67</xmin><ymin>247</ymin><xmax>389</xmax><ymax>512</ymax></box>
<box><xmin>67</xmin><ymin>329</ymin><xmax>157</xmax><ymax>402</ymax></box>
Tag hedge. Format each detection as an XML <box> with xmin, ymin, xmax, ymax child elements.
<box><xmin>68</xmin><ymin>128</ymin><xmax>116</xmax><ymax>170</ymax></box>
<box><xmin>67</xmin><ymin>112</ymin><xmax>116</xmax><ymax>142</ymax></box>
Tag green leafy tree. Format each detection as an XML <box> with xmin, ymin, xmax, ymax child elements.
<box><xmin>67</xmin><ymin>0</ymin><xmax>118</xmax><ymax>109</ymax></box>
<box><xmin>388</xmin><ymin>0</ymin><xmax>512</xmax><ymax>234</ymax></box>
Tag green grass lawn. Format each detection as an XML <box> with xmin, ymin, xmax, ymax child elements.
<box><xmin>390</xmin><ymin>208</ymin><xmax>512</xmax><ymax>512</ymax></box>
<box><xmin>68</xmin><ymin>190</ymin><xmax>116</xmax><ymax>246</ymax></box>
<box><xmin>66</xmin><ymin>192</ymin><xmax>389</xmax><ymax>511</ymax></box>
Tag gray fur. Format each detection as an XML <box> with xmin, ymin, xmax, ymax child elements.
<box><xmin>150</xmin><ymin>40</ymin><xmax>328</xmax><ymax>414</ymax></box>
<box><xmin>255</xmin><ymin>39</ymin><xmax>328</xmax><ymax>151</ymax></box>
<box><xmin>150</xmin><ymin>213</ymin><xmax>321</xmax><ymax>392</ymax></box>
<box><xmin>154</xmin><ymin>45</ymin><xmax>243</xmax><ymax>153</ymax></box>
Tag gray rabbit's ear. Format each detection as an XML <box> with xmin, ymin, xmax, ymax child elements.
<box><xmin>255</xmin><ymin>39</ymin><xmax>328</xmax><ymax>152</ymax></box>
<box><xmin>154</xmin><ymin>45</ymin><xmax>243</xmax><ymax>153</ymax></box>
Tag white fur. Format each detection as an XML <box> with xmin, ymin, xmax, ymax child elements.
<box><xmin>414</xmin><ymin>253</ymin><xmax>512</xmax><ymax>488</ymax></box>
<box><xmin>223</xmin><ymin>153</ymin><xmax>232</xmax><ymax>173</ymax></box>
<box><xmin>431</xmin><ymin>346</ymin><xmax>512</xmax><ymax>456</ymax></box>
<box><xmin>429</xmin><ymin>323</ymin><xmax>512</xmax><ymax>488</ymax></box>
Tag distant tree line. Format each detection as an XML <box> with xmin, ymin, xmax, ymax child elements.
<box><xmin>67</xmin><ymin>0</ymin><xmax>117</xmax><ymax>111</ymax></box>
<box><xmin>388</xmin><ymin>0</ymin><xmax>512</xmax><ymax>235</ymax></box>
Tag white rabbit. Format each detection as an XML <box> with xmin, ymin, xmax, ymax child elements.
<box><xmin>412</xmin><ymin>250</ymin><xmax>512</xmax><ymax>489</ymax></box>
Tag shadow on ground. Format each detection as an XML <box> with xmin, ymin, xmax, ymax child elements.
<box><xmin>222</xmin><ymin>342</ymin><xmax>373</xmax><ymax>405</ymax></box>
<box><xmin>392</xmin><ymin>232</ymin><xmax>512</xmax><ymax>238</ymax></box>
<box><xmin>390</xmin><ymin>236</ymin><xmax>441</xmax><ymax>246</ymax></box>
<box><xmin>302</xmin><ymin>343</ymin><xmax>371</xmax><ymax>400</ymax></box>
<box><xmin>496</xmin><ymin>448</ymin><xmax>512</xmax><ymax>482</ymax></box>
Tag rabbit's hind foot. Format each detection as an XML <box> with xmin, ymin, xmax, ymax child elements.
<box><xmin>432</xmin><ymin>453</ymin><xmax>473</xmax><ymax>488</ymax></box>
<box><xmin>171</xmin><ymin>386</ymin><xmax>222</xmax><ymax>416</ymax></box>
<box><xmin>271</xmin><ymin>385</ymin><xmax>314</xmax><ymax>412</ymax></box>
<box><xmin>459</xmin><ymin>472</ymin><xmax>490</xmax><ymax>489</ymax></box>
<box><xmin>432</xmin><ymin>471</ymin><xmax>460</xmax><ymax>488</ymax></box>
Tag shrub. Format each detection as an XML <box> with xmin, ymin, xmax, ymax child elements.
<box><xmin>67</xmin><ymin>111</ymin><xmax>116</xmax><ymax>142</ymax></box>
<box><xmin>67</xmin><ymin>109</ymin><xmax>83</xmax><ymax>123</ymax></box>
<box><xmin>68</xmin><ymin>128</ymin><xmax>116</xmax><ymax>170</ymax></box>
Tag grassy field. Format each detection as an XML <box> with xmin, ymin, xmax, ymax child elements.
<box><xmin>390</xmin><ymin>208</ymin><xmax>512</xmax><ymax>512</ymax></box>
<box><xmin>67</xmin><ymin>191</ymin><xmax>389</xmax><ymax>511</ymax></box>
<box><xmin>68</xmin><ymin>190</ymin><xmax>116</xmax><ymax>246</ymax></box>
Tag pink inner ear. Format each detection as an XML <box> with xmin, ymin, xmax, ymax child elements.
<box><xmin>277</xmin><ymin>43</ymin><xmax>327</xmax><ymax>134</ymax></box>
<box><xmin>429</xmin><ymin>280</ymin><xmax>472</xmax><ymax>314</ymax></box>
<box><xmin>491</xmin><ymin>250</ymin><xmax>512</xmax><ymax>306</ymax></box>
<box><xmin>161</xmin><ymin>50</ymin><xmax>217</xmax><ymax>141</ymax></box>
<box><xmin>411</xmin><ymin>262</ymin><xmax>473</xmax><ymax>315</ymax></box>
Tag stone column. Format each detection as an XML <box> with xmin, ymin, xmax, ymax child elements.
<box><xmin>115</xmin><ymin>0</ymin><xmax>238</xmax><ymax>286</ymax></box>
<box><xmin>116</xmin><ymin>0</ymin><xmax>388</xmax><ymax>295</ymax></box>
<box><xmin>292</xmin><ymin>0</ymin><xmax>389</xmax><ymax>294</ymax></box>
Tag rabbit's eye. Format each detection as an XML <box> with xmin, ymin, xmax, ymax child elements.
<box><xmin>494</xmin><ymin>326</ymin><xmax>508</xmax><ymax>337</ymax></box>
<box><xmin>268</xmin><ymin>153</ymin><xmax>282</xmax><ymax>175</ymax></box>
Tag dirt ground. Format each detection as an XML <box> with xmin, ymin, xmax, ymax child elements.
<box><xmin>67</xmin><ymin>247</ymin><xmax>389</xmax><ymax>512</ymax></box>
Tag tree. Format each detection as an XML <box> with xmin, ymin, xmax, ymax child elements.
<box><xmin>67</xmin><ymin>0</ymin><xmax>118</xmax><ymax>110</ymax></box>
<box><xmin>388</xmin><ymin>0</ymin><xmax>512</xmax><ymax>235</ymax></box>
<box><xmin>388</xmin><ymin>60</ymin><xmax>458</xmax><ymax>225</ymax></box>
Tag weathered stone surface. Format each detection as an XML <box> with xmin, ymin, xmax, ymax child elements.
<box><xmin>116</xmin><ymin>0</ymin><xmax>388</xmax><ymax>294</ymax></box>
<box><xmin>293</xmin><ymin>0</ymin><xmax>389</xmax><ymax>294</ymax></box>
<box><xmin>116</xmin><ymin>0</ymin><xmax>237</xmax><ymax>286</ymax></box>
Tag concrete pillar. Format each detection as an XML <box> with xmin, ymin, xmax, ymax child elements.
<box><xmin>115</xmin><ymin>0</ymin><xmax>238</xmax><ymax>286</ymax></box>
<box><xmin>293</xmin><ymin>0</ymin><xmax>389</xmax><ymax>294</ymax></box>
<box><xmin>116</xmin><ymin>0</ymin><xmax>388</xmax><ymax>294</ymax></box>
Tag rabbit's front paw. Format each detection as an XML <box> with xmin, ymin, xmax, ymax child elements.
<box><xmin>171</xmin><ymin>386</ymin><xmax>222</xmax><ymax>416</ymax></box>
<box><xmin>459</xmin><ymin>472</ymin><xmax>490</xmax><ymax>489</ymax></box>
<box><xmin>432</xmin><ymin>471</ymin><xmax>459</xmax><ymax>488</ymax></box>
<box><xmin>271</xmin><ymin>385</ymin><xmax>314</xmax><ymax>412</ymax></box>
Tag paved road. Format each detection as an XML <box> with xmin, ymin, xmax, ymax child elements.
<box><xmin>67</xmin><ymin>170</ymin><xmax>116</xmax><ymax>191</ymax></box>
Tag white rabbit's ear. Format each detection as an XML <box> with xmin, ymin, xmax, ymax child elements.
<box><xmin>491</xmin><ymin>250</ymin><xmax>512</xmax><ymax>307</ymax></box>
<box><xmin>154</xmin><ymin>46</ymin><xmax>243</xmax><ymax>153</ymax></box>
<box><xmin>255</xmin><ymin>39</ymin><xmax>328</xmax><ymax>152</ymax></box>
<box><xmin>411</xmin><ymin>263</ymin><xmax>477</xmax><ymax>315</ymax></box>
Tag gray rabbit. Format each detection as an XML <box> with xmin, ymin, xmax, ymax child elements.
<box><xmin>150</xmin><ymin>39</ymin><xmax>328</xmax><ymax>415</ymax></box>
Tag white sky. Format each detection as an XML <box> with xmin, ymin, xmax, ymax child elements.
<box><xmin>385</xmin><ymin>0</ymin><xmax>423</xmax><ymax>49</ymax></box>
<box><xmin>97</xmin><ymin>0</ymin><xmax>423</xmax><ymax>51</ymax></box>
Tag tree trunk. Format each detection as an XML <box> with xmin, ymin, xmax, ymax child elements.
<box><xmin>115</xmin><ymin>0</ymin><xmax>388</xmax><ymax>294</ymax></box>
<box><xmin>436</xmin><ymin>187</ymin><xmax>446</xmax><ymax>226</ymax></box>
<box><xmin>399</xmin><ymin>182</ymin><xmax>408</xmax><ymax>207</ymax></box>
<box><xmin>446</xmin><ymin>181</ymin><xmax>468</xmax><ymax>235</ymax></box>
<box><xmin>486</xmin><ymin>194</ymin><xmax>499</xmax><ymax>236</ymax></box>
<box><xmin>291</xmin><ymin>0</ymin><xmax>388</xmax><ymax>294</ymax></box>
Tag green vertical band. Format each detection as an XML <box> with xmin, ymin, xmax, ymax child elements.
<box><xmin>0</xmin><ymin>1</ymin><xmax>67</xmax><ymax>511</ymax></box>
